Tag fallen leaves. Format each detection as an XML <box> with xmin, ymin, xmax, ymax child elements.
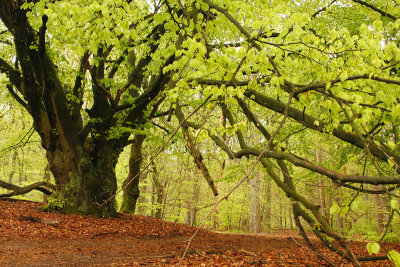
<box><xmin>0</xmin><ymin>199</ymin><xmax>201</xmax><ymax>240</ymax></box>
<box><xmin>0</xmin><ymin>199</ymin><xmax>399</xmax><ymax>266</ymax></box>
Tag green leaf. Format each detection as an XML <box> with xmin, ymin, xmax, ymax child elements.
<box><xmin>388</xmin><ymin>158</ymin><xmax>395</xmax><ymax>168</ymax></box>
<box><xmin>390</xmin><ymin>199</ymin><xmax>399</xmax><ymax>210</ymax></box>
<box><xmin>270</xmin><ymin>76</ymin><xmax>280</xmax><ymax>87</ymax></box>
<box><xmin>388</xmin><ymin>141</ymin><xmax>396</xmax><ymax>150</ymax></box>
<box><xmin>388</xmin><ymin>250</ymin><xmax>400</xmax><ymax>267</ymax></box>
<box><xmin>326</xmin><ymin>82</ymin><xmax>331</xmax><ymax>90</ymax></box>
<box><xmin>340</xmin><ymin>206</ymin><xmax>349</xmax><ymax>218</ymax></box>
<box><xmin>366</xmin><ymin>242</ymin><xmax>380</xmax><ymax>255</ymax></box>
<box><xmin>329</xmin><ymin>202</ymin><xmax>340</xmax><ymax>216</ymax></box>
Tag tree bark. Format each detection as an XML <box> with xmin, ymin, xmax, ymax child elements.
<box><xmin>315</xmin><ymin>145</ymin><xmax>327</xmax><ymax>219</ymax></box>
<box><xmin>42</xmin><ymin>142</ymin><xmax>120</xmax><ymax>217</ymax></box>
<box><xmin>120</xmin><ymin>135</ymin><xmax>145</xmax><ymax>214</ymax></box>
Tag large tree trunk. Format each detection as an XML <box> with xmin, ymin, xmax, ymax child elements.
<box><xmin>43</xmin><ymin>142</ymin><xmax>119</xmax><ymax>217</ymax></box>
<box><xmin>120</xmin><ymin>135</ymin><xmax>145</xmax><ymax>214</ymax></box>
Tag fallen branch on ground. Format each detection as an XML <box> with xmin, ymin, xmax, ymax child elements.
<box><xmin>0</xmin><ymin>180</ymin><xmax>56</xmax><ymax>198</ymax></box>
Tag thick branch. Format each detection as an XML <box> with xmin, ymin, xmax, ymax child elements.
<box><xmin>71</xmin><ymin>50</ymin><xmax>90</xmax><ymax>132</ymax></box>
<box><xmin>38</xmin><ymin>15</ymin><xmax>48</xmax><ymax>57</ymax></box>
<box><xmin>6</xmin><ymin>84</ymin><xmax>28</xmax><ymax>110</ymax></box>
<box><xmin>229</xmin><ymin>147</ymin><xmax>400</xmax><ymax>185</ymax></box>
<box><xmin>219</xmin><ymin>102</ymin><xmax>247</xmax><ymax>149</ymax></box>
<box><xmin>125</xmin><ymin>54</ymin><xmax>175</xmax><ymax>123</ymax></box>
<box><xmin>175</xmin><ymin>102</ymin><xmax>218</xmax><ymax>196</ymax></box>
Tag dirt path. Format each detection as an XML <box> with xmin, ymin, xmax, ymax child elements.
<box><xmin>0</xmin><ymin>199</ymin><xmax>398</xmax><ymax>266</ymax></box>
<box><xmin>0</xmin><ymin>234</ymin><xmax>319</xmax><ymax>266</ymax></box>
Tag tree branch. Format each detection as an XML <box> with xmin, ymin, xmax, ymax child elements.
<box><xmin>0</xmin><ymin>57</ymin><xmax>22</xmax><ymax>90</ymax></box>
<box><xmin>244</xmin><ymin>89</ymin><xmax>400</xmax><ymax>168</ymax></box>
<box><xmin>38</xmin><ymin>14</ymin><xmax>48</xmax><ymax>57</ymax></box>
<box><xmin>0</xmin><ymin>180</ymin><xmax>56</xmax><ymax>198</ymax></box>
<box><xmin>6</xmin><ymin>84</ymin><xmax>28</xmax><ymax>110</ymax></box>
<box><xmin>294</xmin><ymin>74</ymin><xmax>400</xmax><ymax>98</ymax></box>
<box><xmin>312</xmin><ymin>0</ymin><xmax>338</xmax><ymax>18</ymax></box>
<box><xmin>175</xmin><ymin>102</ymin><xmax>218</xmax><ymax>196</ymax></box>
<box><xmin>352</xmin><ymin>0</ymin><xmax>397</xmax><ymax>20</ymax></box>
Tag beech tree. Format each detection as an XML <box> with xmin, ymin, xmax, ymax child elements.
<box><xmin>1</xmin><ymin>0</ymin><xmax>400</xmax><ymax>264</ymax></box>
<box><xmin>0</xmin><ymin>0</ymin><xmax>180</xmax><ymax>216</ymax></box>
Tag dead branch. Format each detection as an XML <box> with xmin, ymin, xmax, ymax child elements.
<box><xmin>0</xmin><ymin>180</ymin><xmax>56</xmax><ymax>198</ymax></box>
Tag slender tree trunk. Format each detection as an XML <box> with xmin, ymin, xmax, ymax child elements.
<box><xmin>186</xmin><ymin>174</ymin><xmax>200</xmax><ymax>226</ymax></box>
<box><xmin>120</xmin><ymin>134</ymin><xmax>145</xmax><ymax>214</ymax></box>
<box><xmin>136</xmin><ymin>173</ymin><xmax>148</xmax><ymax>215</ymax></box>
<box><xmin>335</xmin><ymin>189</ymin><xmax>343</xmax><ymax>231</ymax></box>
<box><xmin>43</xmin><ymin>165</ymin><xmax>51</xmax><ymax>202</ymax></box>
<box><xmin>151</xmin><ymin>162</ymin><xmax>165</xmax><ymax>219</ymax></box>
<box><xmin>7</xmin><ymin>151</ymin><xmax>18</xmax><ymax>193</ymax></box>
<box><xmin>214</xmin><ymin>111</ymin><xmax>226</xmax><ymax>231</ymax></box>
<box><xmin>316</xmin><ymin>146</ymin><xmax>327</xmax><ymax>219</ymax></box>
<box><xmin>319</xmin><ymin>179</ymin><xmax>327</xmax><ymax>216</ymax></box>
<box><xmin>373</xmin><ymin>188</ymin><xmax>384</xmax><ymax>234</ymax></box>
<box><xmin>250</xmin><ymin>174</ymin><xmax>261</xmax><ymax>233</ymax></box>
<box><xmin>213</xmin><ymin>182</ymin><xmax>221</xmax><ymax>230</ymax></box>
<box><xmin>280</xmin><ymin>197</ymin><xmax>283</xmax><ymax>229</ymax></box>
<box><xmin>264</xmin><ymin>179</ymin><xmax>272</xmax><ymax>232</ymax></box>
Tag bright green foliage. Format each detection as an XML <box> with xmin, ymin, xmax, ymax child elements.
<box><xmin>329</xmin><ymin>202</ymin><xmax>340</xmax><ymax>216</ymax></box>
<box><xmin>388</xmin><ymin>250</ymin><xmax>400</xmax><ymax>267</ymax></box>
<box><xmin>1</xmin><ymin>0</ymin><xmax>400</xmax><ymax>263</ymax></box>
<box><xmin>366</xmin><ymin>242</ymin><xmax>380</xmax><ymax>255</ymax></box>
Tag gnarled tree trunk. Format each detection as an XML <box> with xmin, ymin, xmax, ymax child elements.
<box><xmin>43</xmin><ymin>140</ymin><xmax>120</xmax><ymax>217</ymax></box>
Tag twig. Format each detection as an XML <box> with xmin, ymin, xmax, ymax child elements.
<box><xmin>1</xmin><ymin>127</ymin><xmax>35</xmax><ymax>153</ymax></box>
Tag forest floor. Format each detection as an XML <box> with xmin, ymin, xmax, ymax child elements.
<box><xmin>0</xmin><ymin>199</ymin><xmax>399</xmax><ymax>266</ymax></box>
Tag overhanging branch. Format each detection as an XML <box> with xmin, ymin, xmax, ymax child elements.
<box><xmin>244</xmin><ymin>89</ymin><xmax>400</xmax><ymax>167</ymax></box>
<box><xmin>352</xmin><ymin>0</ymin><xmax>397</xmax><ymax>20</ymax></box>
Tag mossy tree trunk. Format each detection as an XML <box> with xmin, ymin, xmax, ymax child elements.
<box><xmin>43</xmin><ymin>141</ymin><xmax>119</xmax><ymax>217</ymax></box>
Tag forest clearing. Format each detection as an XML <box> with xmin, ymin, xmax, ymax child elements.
<box><xmin>1</xmin><ymin>0</ymin><xmax>400</xmax><ymax>266</ymax></box>
<box><xmin>1</xmin><ymin>199</ymin><xmax>399</xmax><ymax>266</ymax></box>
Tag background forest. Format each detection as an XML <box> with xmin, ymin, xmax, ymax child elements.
<box><xmin>1</xmin><ymin>93</ymin><xmax>399</xmax><ymax>242</ymax></box>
